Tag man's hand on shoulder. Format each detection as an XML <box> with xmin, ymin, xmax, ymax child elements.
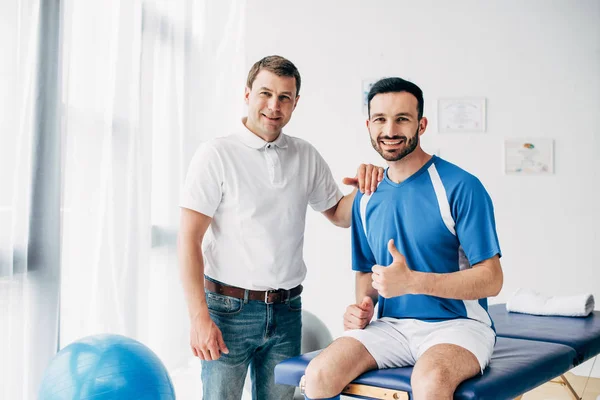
<box><xmin>343</xmin><ymin>164</ymin><xmax>384</xmax><ymax>195</ymax></box>
<box><xmin>322</xmin><ymin>164</ymin><xmax>383</xmax><ymax>227</ymax></box>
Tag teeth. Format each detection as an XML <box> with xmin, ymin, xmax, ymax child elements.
<box><xmin>382</xmin><ymin>140</ymin><xmax>402</xmax><ymax>145</ymax></box>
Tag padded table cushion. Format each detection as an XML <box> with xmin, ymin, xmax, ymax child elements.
<box><xmin>489</xmin><ymin>303</ymin><xmax>600</xmax><ymax>364</ymax></box>
<box><xmin>274</xmin><ymin>337</ymin><xmax>576</xmax><ymax>400</ymax></box>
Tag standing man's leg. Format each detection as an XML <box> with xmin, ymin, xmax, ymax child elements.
<box><xmin>201</xmin><ymin>290</ymin><xmax>256</xmax><ymax>400</ymax></box>
<box><xmin>251</xmin><ymin>296</ymin><xmax>303</xmax><ymax>400</ymax></box>
<box><xmin>201</xmin><ymin>355</ymin><xmax>249</xmax><ymax>400</ymax></box>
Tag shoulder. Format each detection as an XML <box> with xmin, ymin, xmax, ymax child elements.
<box><xmin>353</xmin><ymin>190</ymin><xmax>377</xmax><ymax>214</ymax></box>
<box><xmin>191</xmin><ymin>135</ymin><xmax>244</xmax><ymax>161</ymax></box>
<box><xmin>285</xmin><ymin>135</ymin><xmax>330</xmax><ymax>169</ymax></box>
<box><xmin>203</xmin><ymin>135</ymin><xmax>239</xmax><ymax>152</ymax></box>
<box><xmin>433</xmin><ymin>159</ymin><xmax>494</xmax><ymax>212</ymax></box>
<box><xmin>285</xmin><ymin>134</ymin><xmax>319</xmax><ymax>153</ymax></box>
<box><xmin>433</xmin><ymin>157</ymin><xmax>484</xmax><ymax>192</ymax></box>
<box><xmin>188</xmin><ymin>137</ymin><xmax>240</xmax><ymax>170</ymax></box>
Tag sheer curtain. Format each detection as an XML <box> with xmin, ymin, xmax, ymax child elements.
<box><xmin>0</xmin><ymin>1</ymin><xmax>62</xmax><ymax>399</ymax></box>
<box><xmin>59</xmin><ymin>0</ymin><xmax>245</xmax><ymax>397</ymax></box>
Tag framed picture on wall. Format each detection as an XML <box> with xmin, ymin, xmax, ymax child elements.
<box><xmin>438</xmin><ymin>97</ymin><xmax>486</xmax><ymax>133</ymax></box>
<box><xmin>504</xmin><ymin>138</ymin><xmax>554</xmax><ymax>175</ymax></box>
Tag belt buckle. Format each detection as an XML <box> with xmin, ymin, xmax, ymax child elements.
<box><xmin>264</xmin><ymin>290</ymin><xmax>277</xmax><ymax>304</ymax></box>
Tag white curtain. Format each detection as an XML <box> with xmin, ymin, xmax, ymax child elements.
<box><xmin>1</xmin><ymin>1</ymin><xmax>62</xmax><ymax>399</ymax></box>
<box><xmin>0</xmin><ymin>3</ymin><xmax>40</xmax><ymax>399</ymax></box>
<box><xmin>1</xmin><ymin>0</ymin><xmax>245</xmax><ymax>398</ymax></box>
<box><xmin>59</xmin><ymin>0</ymin><xmax>245</xmax><ymax>398</ymax></box>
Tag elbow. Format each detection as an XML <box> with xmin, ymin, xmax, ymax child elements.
<box><xmin>325</xmin><ymin>199</ymin><xmax>352</xmax><ymax>228</ymax></box>
<box><xmin>335</xmin><ymin>209</ymin><xmax>352</xmax><ymax>228</ymax></box>
<box><xmin>490</xmin><ymin>282</ymin><xmax>502</xmax><ymax>297</ymax></box>
<box><xmin>329</xmin><ymin>212</ymin><xmax>350</xmax><ymax>228</ymax></box>
<box><xmin>489</xmin><ymin>268</ymin><xmax>504</xmax><ymax>297</ymax></box>
<box><xmin>176</xmin><ymin>233</ymin><xmax>187</xmax><ymax>259</ymax></box>
<box><xmin>337</xmin><ymin>218</ymin><xmax>351</xmax><ymax>229</ymax></box>
<box><xmin>176</xmin><ymin>234</ymin><xmax>187</xmax><ymax>275</ymax></box>
<box><xmin>177</xmin><ymin>231</ymin><xmax>204</xmax><ymax>266</ymax></box>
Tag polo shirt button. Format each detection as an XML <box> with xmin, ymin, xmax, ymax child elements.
<box><xmin>267</xmin><ymin>144</ymin><xmax>271</xmax><ymax>148</ymax></box>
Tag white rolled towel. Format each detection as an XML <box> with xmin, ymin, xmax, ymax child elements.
<box><xmin>506</xmin><ymin>288</ymin><xmax>595</xmax><ymax>317</ymax></box>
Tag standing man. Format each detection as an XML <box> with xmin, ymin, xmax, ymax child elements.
<box><xmin>302</xmin><ymin>77</ymin><xmax>503</xmax><ymax>400</ymax></box>
<box><xmin>178</xmin><ymin>55</ymin><xmax>382</xmax><ymax>400</ymax></box>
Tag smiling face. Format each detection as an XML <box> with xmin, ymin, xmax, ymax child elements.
<box><xmin>244</xmin><ymin>69</ymin><xmax>299</xmax><ymax>141</ymax></box>
<box><xmin>367</xmin><ymin>91</ymin><xmax>427</xmax><ymax>162</ymax></box>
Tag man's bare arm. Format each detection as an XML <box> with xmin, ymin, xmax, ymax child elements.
<box><xmin>413</xmin><ymin>255</ymin><xmax>503</xmax><ymax>300</ymax></box>
<box><xmin>178</xmin><ymin>207</ymin><xmax>229</xmax><ymax>360</ymax></box>
<box><xmin>356</xmin><ymin>271</ymin><xmax>379</xmax><ymax>306</ymax></box>
<box><xmin>343</xmin><ymin>271</ymin><xmax>379</xmax><ymax>331</ymax></box>
<box><xmin>321</xmin><ymin>189</ymin><xmax>357</xmax><ymax>228</ymax></box>
<box><xmin>178</xmin><ymin>207</ymin><xmax>212</xmax><ymax>320</ymax></box>
<box><xmin>372</xmin><ymin>240</ymin><xmax>503</xmax><ymax>300</ymax></box>
<box><xmin>322</xmin><ymin>165</ymin><xmax>385</xmax><ymax>228</ymax></box>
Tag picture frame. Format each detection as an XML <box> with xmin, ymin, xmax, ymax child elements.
<box><xmin>437</xmin><ymin>97</ymin><xmax>486</xmax><ymax>133</ymax></box>
<box><xmin>504</xmin><ymin>138</ymin><xmax>554</xmax><ymax>175</ymax></box>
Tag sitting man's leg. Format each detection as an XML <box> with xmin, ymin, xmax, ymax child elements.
<box><xmin>410</xmin><ymin>343</ymin><xmax>480</xmax><ymax>400</ymax></box>
<box><xmin>410</xmin><ymin>319</ymin><xmax>495</xmax><ymax>400</ymax></box>
<box><xmin>303</xmin><ymin>337</ymin><xmax>377</xmax><ymax>399</ymax></box>
<box><xmin>304</xmin><ymin>317</ymin><xmax>415</xmax><ymax>399</ymax></box>
<box><xmin>304</xmin><ymin>317</ymin><xmax>494</xmax><ymax>400</ymax></box>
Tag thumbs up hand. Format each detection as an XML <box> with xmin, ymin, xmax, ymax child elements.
<box><xmin>371</xmin><ymin>239</ymin><xmax>415</xmax><ymax>299</ymax></box>
<box><xmin>343</xmin><ymin>296</ymin><xmax>375</xmax><ymax>331</ymax></box>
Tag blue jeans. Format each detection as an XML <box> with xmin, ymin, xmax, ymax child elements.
<box><xmin>201</xmin><ymin>284</ymin><xmax>302</xmax><ymax>400</ymax></box>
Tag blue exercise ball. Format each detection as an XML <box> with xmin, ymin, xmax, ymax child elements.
<box><xmin>39</xmin><ymin>334</ymin><xmax>176</xmax><ymax>400</ymax></box>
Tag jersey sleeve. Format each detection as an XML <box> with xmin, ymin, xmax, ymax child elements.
<box><xmin>307</xmin><ymin>147</ymin><xmax>344</xmax><ymax>212</ymax></box>
<box><xmin>351</xmin><ymin>193</ymin><xmax>377</xmax><ymax>272</ymax></box>
<box><xmin>453</xmin><ymin>178</ymin><xmax>502</xmax><ymax>265</ymax></box>
<box><xmin>179</xmin><ymin>142</ymin><xmax>224</xmax><ymax>217</ymax></box>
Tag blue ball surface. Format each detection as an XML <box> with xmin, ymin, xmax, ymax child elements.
<box><xmin>39</xmin><ymin>334</ymin><xmax>175</xmax><ymax>400</ymax></box>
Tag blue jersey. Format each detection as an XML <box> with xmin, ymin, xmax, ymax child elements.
<box><xmin>351</xmin><ymin>156</ymin><xmax>501</xmax><ymax>327</ymax></box>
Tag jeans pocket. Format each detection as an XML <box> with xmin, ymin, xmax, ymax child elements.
<box><xmin>206</xmin><ymin>291</ymin><xmax>243</xmax><ymax>315</ymax></box>
<box><xmin>287</xmin><ymin>295</ymin><xmax>302</xmax><ymax>312</ymax></box>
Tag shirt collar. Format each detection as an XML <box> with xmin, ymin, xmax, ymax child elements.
<box><xmin>236</xmin><ymin>117</ymin><xmax>288</xmax><ymax>149</ymax></box>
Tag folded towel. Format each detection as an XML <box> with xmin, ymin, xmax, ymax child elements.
<box><xmin>506</xmin><ymin>288</ymin><xmax>595</xmax><ymax>317</ymax></box>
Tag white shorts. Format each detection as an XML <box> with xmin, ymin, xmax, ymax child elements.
<box><xmin>343</xmin><ymin>318</ymin><xmax>495</xmax><ymax>373</ymax></box>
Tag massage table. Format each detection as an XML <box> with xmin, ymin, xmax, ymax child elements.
<box><xmin>488</xmin><ymin>304</ymin><xmax>600</xmax><ymax>399</ymax></box>
<box><xmin>274</xmin><ymin>304</ymin><xmax>600</xmax><ymax>399</ymax></box>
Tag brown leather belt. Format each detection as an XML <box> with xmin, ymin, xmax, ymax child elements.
<box><xmin>205</xmin><ymin>279</ymin><xmax>302</xmax><ymax>304</ymax></box>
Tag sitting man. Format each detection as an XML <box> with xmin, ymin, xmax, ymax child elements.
<box><xmin>303</xmin><ymin>77</ymin><xmax>503</xmax><ymax>400</ymax></box>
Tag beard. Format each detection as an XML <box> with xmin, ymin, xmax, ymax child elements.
<box><xmin>370</xmin><ymin>127</ymin><xmax>419</xmax><ymax>162</ymax></box>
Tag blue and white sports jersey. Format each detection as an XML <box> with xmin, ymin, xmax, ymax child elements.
<box><xmin>351</xmin><ymin>155</ymin><xmax>501</xmax><ymax>327</ymax></box>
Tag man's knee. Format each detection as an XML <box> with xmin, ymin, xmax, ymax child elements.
<box><xmin>304</xmin><ymin>356</ymin><xmax>343</xmax><ymax>396</ymax></box>
<box><xmin>304</xmin><ymin>357</ymin><xmax>331</xmax><ymax>389</ymax></box>
<box><xmin>411</xmin><ymin>365</ymin><xmax>455</xmax><ymax>398</ymax></box>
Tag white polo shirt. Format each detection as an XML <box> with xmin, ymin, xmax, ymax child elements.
<box><xmin>180</xmin><ymin>119</ymin><xmax>343</xmax><ymax>290</ymax></box>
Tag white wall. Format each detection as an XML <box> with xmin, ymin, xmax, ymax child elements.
<box><xmin>245</xmin><ymin>0</ymin><xmax>600</xmax><ymax>373</ymax></box>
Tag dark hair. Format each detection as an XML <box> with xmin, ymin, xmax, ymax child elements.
<box><xmin>368</xmin><ymin>77</ymin><xmax>424</xmax><ymax>119</ymax></box>
<box><xmin>246</xmin><ymin>55</ymin><xmax>301</xmax><ymax>96</ymax></box>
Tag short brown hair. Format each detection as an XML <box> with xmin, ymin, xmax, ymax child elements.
<box><xmin>246</xmin><ymin>55</ymin><xmax>301</xmax><ymax>96</ymax></box>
